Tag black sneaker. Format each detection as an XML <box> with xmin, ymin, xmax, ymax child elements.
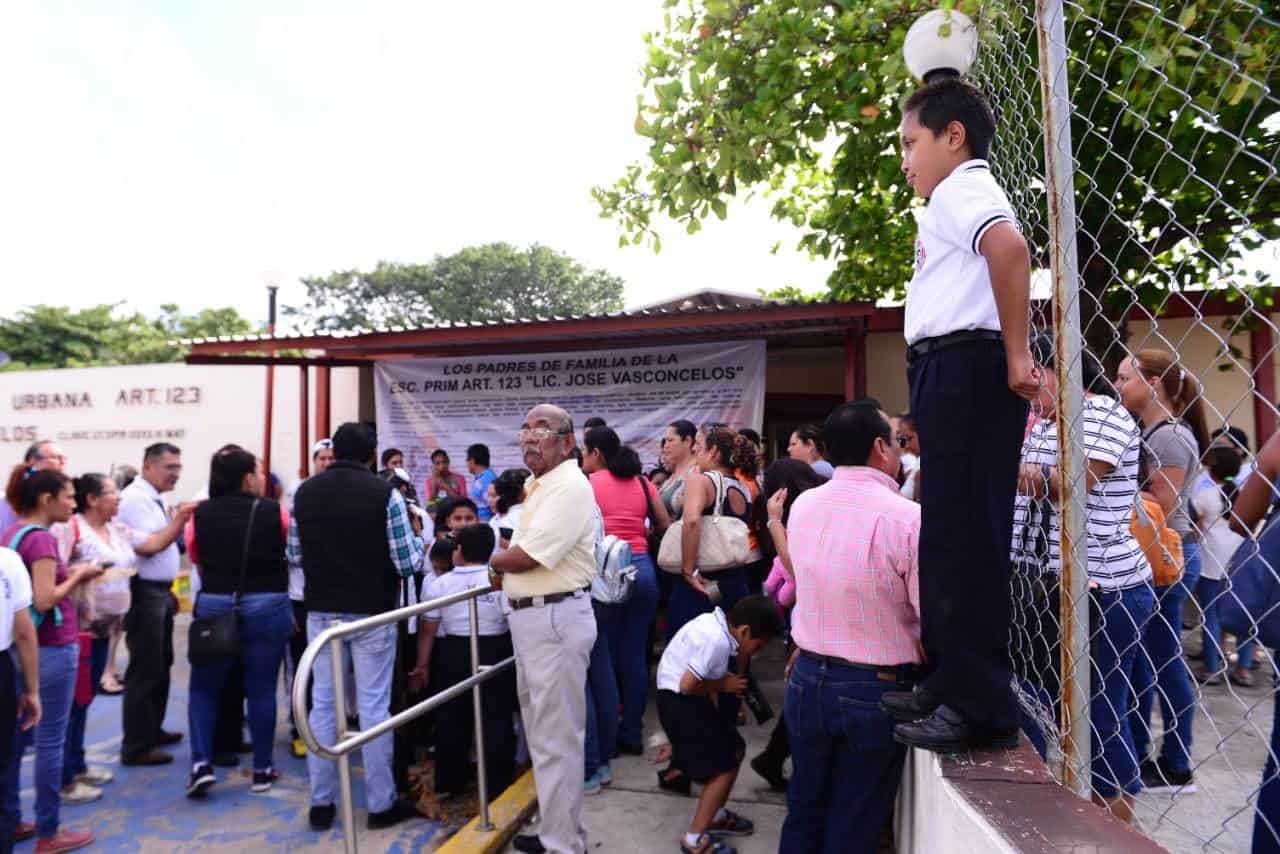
<box><xmin>185</xmin><ymin>764</ymin><xmax>215</xmax><ymax>798</ymax></box>
<box><xmin>251</xmin><ymin>768</ymin><xmax>280</xmax><ymax>793</ymax></box>
<box><xmin>367</xmin><ymin>798</ymin><xmax>421</xmax><ymax>830</ymax></box>
<box><xmin>1141</xmin><ymin>760</ymin><xmax>1196</xmax><ymax>794</ymax></box>
<box><xmin>309</xmin><ymin>804</ymin><xmax>336</xmax><ymax>831</ymax></box>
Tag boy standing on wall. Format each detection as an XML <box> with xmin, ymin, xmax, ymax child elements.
<box><xmin>881</xmin><ymin>78</ymin><xmax>1040</xmax><ymax>752</ymax></box>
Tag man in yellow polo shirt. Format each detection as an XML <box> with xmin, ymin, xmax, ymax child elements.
<box><xmin>492</xmin><ymin>404</ymin><xmax>598</xmax><ymax>854</ymax></box>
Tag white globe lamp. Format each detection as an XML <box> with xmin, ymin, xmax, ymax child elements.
<box><xmin>903</xmin><ymin>10</ymin><xmax>979</xmax><ymax>84</ymax></box>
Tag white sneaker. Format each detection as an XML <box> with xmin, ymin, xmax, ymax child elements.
<box><xmin>75</xmin><ymin>767</ymin><xmax>114</xmax><ymax>786</ymax></box>
<box><xmin>60</xmin><ymin>782</ymin><xmax>103</xmax><ymax>804</ymax></box>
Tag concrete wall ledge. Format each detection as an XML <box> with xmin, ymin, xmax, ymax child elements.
<box><xmin>896</xmin><ymin>735</ymin><xmax>1166</xmax><ymax>853</ymax></box>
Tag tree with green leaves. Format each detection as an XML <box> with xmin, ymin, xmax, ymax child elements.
<box><xmin>0</xmin><ymin>304</ymin><xmax>256</xmax><ymax>370</ymax></box>
<box><xmin>594</xmin><ymin>0</ymin><xmax>1278</xmax><ymax>349</ymax></box>
<box><xmin>286</xmin><ymin>243</ymin><xmax>626</xmax><ymax>332</ymax></box>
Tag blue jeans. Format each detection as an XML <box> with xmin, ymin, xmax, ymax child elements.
<box><xmin>1091</xmin><ymin>584</ymin><xmax>1155</xmax><ymax>798</ymax></box>
<box><xmin>666</xmin><ymin>564</ymin><xmax>749</xmax><ymax>641</ymax></box>
<box><xmin>583</xmin><ymin>602</ymin><xmax>618</xmax><ymax>778</ymax></box>
<box><xmin>1131</xmin><ymin>541</ymin><xmax>1201</xmax><ymax>773</ymax></box>
<box><xmin>188</xmin><ymin>593</ymin><xmax>291</xmax><ymax>772</ymax></box>
<box><xmin>780</xmin><ymin>653</ymin><xmax>916</xmax><ymax>854</ymax></box>
<box><xmin>305</xmin><ymin>612</ymin><xmax>397</xmax><ymax>814</ymax></box>
<box><xmin>1194</xmin><ymin>576</ymin><xmax>1227</xmax><ymax>673</ymax></box>
<box><xmin>594</xmin><ymin>553</ymin><xmax>659</xmax><ymax>748</ymax></box>
<box><xmin>1254</xmin><ymin>682</ymin><xmax>1280</xmax><ymax>853</ymax></box>
<box><xmin>62</xmin><ymin>636</ymin><xmax>109</xmax><ymax>787</ymax></box>
<box><xmin>3</xmin><ymin>642</ymin><xmax>77</xmax><ymax>839</ymax></box>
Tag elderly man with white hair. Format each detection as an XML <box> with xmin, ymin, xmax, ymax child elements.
<box><xmin>492</xmin><ymin>404</ymin><xmax>598</xmax><ymax>854</ymax></box>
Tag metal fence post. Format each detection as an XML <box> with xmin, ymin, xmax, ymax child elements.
<box><xmin>1035</xmin><ymin>0</ymin><xmax>1091</xmax><ymax>799</ymax></box>
<box><xmin>470</xmin><ymin>596</ymin><xmax>493</xmax><ymax>831</ymax></box>
<box><xmin>330</xmin><ymin>626</ymin><xmax>359</xmax><ymax>853</ymax></box>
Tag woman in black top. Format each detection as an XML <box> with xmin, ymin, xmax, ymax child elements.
<box><xmin>185</xmin><ymin>447</ymin><xmax>291</xmax><ymax>799</ymax></box>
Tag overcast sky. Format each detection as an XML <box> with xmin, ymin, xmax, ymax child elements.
<box><xmin>0</xmin><ymin>1</ymin><xmax>837</xmax><ymax>328</ymax></box>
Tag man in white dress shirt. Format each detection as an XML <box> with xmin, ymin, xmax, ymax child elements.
<box><xmin>117</xmin><ymin>443</ymin><xmax>193</xmax><ymax>765</ymax></box>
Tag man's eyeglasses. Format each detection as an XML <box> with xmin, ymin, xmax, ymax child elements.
<box><xmin>516</xmin><ymin>427</ymin><xmax>572</xmax><ymax>442</ymax></box>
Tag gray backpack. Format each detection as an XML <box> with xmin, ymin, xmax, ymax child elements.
<box><xmin>591</xmin><ymin>523</ymin><xmax>637</xmax><ymax>605</ymax></box>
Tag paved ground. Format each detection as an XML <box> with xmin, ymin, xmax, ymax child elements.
<box><xmin>1134</xmin><ymin>639</ymin><xmax>1274</xmax><ymax>854</ymax></box>
<box><xmin>21</xmin><ymin>614</ymin><xmax>1271</xmax><ymax>852</ymax></box>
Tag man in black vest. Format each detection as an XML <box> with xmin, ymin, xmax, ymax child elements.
<box><xmin>289</xmin><ymin>422</ymin><xmax>426</xmax><ymax>833</ymax></box>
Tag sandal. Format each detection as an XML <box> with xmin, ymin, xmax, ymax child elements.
<box><xmin>658</xmin><ymin>767</ymin><xmax>692</xmax><ymax>796</ymax></box>
<box><xmin>680</xmin><ymin>832</ymin><xmax>736</xmax><ymax>854</ymax></box>
<box><xmin>1229</xmin><ymin>667</ymin><xmax>1256</xmax><ymax>688</ymax></box>
<box><xmin>708</xmin><ymin>809</ymin><xmax>754</xmax><ymax>836</ymax></box>
<box><xmin>99</xmin><ymin>675</ymin><xmax>123</xmax><ymax>696</ymax></box>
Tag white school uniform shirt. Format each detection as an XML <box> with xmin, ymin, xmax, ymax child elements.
<box><xmin>424</xmin><ymin>564</ymin><xmax>508</xmax><ymax>636</ymax></box>
<box><xmin>656</xmin><ymin>608</ymin><xmax>738</xmax><ymax>693</ymax></box>
<box><xmin>117</xmin><ymin>478</ymin><xmax>180</xmax><ymax>583</ymax></box>
<box><xmin>904</xmin><ymin>159</ymin><xmax>1019</xmax><ymax>345</ymax></box>
<box><xmin>1192</xmin><ymin>487</ymin><xmax>1244</xmax><ymax>581</ymax></box>
<box><xmin>0</xmin><ymin>547</ymin><xmax>32</xmax><ymax>652</ymax></box>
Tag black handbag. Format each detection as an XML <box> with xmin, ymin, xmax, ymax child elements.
<box><xmin>188</xmin><ymin>498</ymin><xmax>261</xmax><ymax>665</ymax></box>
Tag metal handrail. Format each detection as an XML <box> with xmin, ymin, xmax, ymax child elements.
<box><xmin>292</xmin><ymin>585</ymin><xmax>516</xmax><ymax>854</ymax></box>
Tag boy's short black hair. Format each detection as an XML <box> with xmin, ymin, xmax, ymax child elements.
<box><xmin>429</xmin><ymin>537</ymin><xmax>455</xmax><ymax>566</ymax></box>
<box><xmin>466</xmin><ymin>443</ymin><xmax>491</xmax><ymax>467</ymax></box>
<box><xmin>454</xmin><ymin>523</ymin><xmax>496</xmax><ymax>564</ymax></box>
<box><xmin>903</xmin><ymin>78</ymin><xmax>997</xmax><ymax>160</ymax></box>
<box><xmin>582</xmin><ymin>417</ymin><xmax>607</xmax><ymax>430</ymax></box>
<box><xmin>727</xmin><ymin>595</ymin><xmax>784</xmax><ymax>640</ymax></box>
<box><xmin>436</xmin><ymin>496</ymin><xmax>479</xmax><ymax>525</ymax></box>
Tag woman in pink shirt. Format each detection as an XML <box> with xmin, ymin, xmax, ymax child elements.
<box><xmin>583</xmin><ymin>427</ymin><xmax>671</xmax><ymax>755</ymax></box>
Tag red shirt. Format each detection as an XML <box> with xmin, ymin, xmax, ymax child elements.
<box><xmin>589</xmin><ymin>471</ymin><xmax>654</xmax><ymax>554</ymax></box>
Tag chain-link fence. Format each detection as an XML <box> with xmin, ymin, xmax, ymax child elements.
<box><xmin>962</xmin><ymin>0</ymin><xmax>1279</xmax><ymax>850</ymax></box>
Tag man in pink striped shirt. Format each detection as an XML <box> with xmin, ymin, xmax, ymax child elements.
<box><xmin>779</xmin><ymin>401</ymin><xmax>922</xmax><ymax>854</ymax></box>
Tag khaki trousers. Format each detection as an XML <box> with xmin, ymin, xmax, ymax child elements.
<box><xmin>509</xmin><ymin>593</ymin><xmax>596</xmax><ymax>854</ymax></box>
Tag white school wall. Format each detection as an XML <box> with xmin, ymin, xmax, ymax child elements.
<box><xmin>0</xmin><ymin>363</ymin><xmax>361</xmax><ymax>501</ymax></box>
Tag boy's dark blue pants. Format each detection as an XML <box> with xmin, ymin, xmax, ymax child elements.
<box><xmin>908</xmin><ymin>337</ymin><xmax>1028</xmax><ymax>733</ymax></box>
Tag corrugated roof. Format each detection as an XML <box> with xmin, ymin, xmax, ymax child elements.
<box><xmin>184</xmin><ymin>296</ymin><xmax>844</xmax><ymax>347</ymax></box>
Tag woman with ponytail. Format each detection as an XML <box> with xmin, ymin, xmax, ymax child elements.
<box><xmin>1</xmin><ymin>466</ymin><xmax>103</xmax><ymax>852</ymax></box>
<box><xmin>1115</xmin><ymin>350</ymin><xmax>1208</xmax><ymax>793</ymax></box>
<box><xmin>582</xmin><ymin>428</ymin><xmax>672</xmax><ymax>761</ymax></box>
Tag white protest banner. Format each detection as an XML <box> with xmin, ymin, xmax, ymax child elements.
<box><xmin>374</xmin><ymin>340</ymin><xmax>765</xmax><ymax>496</ymax></box>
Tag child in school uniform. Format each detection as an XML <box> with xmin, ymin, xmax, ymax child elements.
<box><xmin>410</xmin><ymin>524</ymin><xmax>516</xmax><ymax>801</ymax></box>
<box><xmin>656</xmin><ymin>595</ymin><xmax>782</xmax><ymax>854</ymax></box>
<box><xmin>881</xmin><ymin>77</ymin><xmax>1041</xmax><ymax>752</ymax></box>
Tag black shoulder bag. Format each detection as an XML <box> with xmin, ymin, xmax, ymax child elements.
<box><xmin>188</xmin><ymin>498</ymin><xmax>261</xmax><ymax>665</ymax></box>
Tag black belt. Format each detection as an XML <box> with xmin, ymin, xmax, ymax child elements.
<box><xmin>907</xmin><ymin>329</ymin><xmax>1003</xmax><ymax>360</ymax></box>
<box><xmin>134</xmin><ymin>578</ymin><xmax>174</xmax><ymax>588</ymax></box>
<box><xmin>508</xmin><ymin>587</ymin><xmax>590</xmax><ymax>611</ymax></box>
<box><xmin>800</xmin><ymin>649</ymin><xmax>917</xmax><ymax>682</ymax></box>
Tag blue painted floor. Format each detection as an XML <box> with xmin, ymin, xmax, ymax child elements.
<box><xmin>11</xmin><ymin>615</ymin><xmax>445</xmax><ymax>852</ymax></box>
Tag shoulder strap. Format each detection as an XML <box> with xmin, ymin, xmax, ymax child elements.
<box><xmin>1141</xmin><ymin>418</ymin><xmax>1180</xmax><ymax>442</ymax></box>
<box><xmin>7</xmin><ymin>524</ymin><xmax>44</xmax><ymax>552</ymax></box>
<box><xmin>235</xmin><ymin>499</ymin><xmax>263</xmax><ymax>603</ymax></box>
<box><xmin>706</xmin><ymin>471</ymin><xmax>727</xmax><ymax>519</ymax></box>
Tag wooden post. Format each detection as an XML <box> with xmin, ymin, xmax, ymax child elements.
<box><xmin>316</xmin><ymin>366</ymin><xmax>332</xmax><ymax>440</ymax></box>
<box><xmin>843</xmin><ymin>324</ymin><xmax>868</xmax><ymax>402</ymax></box>
<box><xmin>299</xmin><ymin>366</ymin><xmax>310</xmax><ymax>479</ymax></box>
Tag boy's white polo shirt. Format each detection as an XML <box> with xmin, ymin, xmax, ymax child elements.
<box><xmin>656</xmin><ymin>607</ymin><xmax>739</xmax><ymax>692</ymax></box>
<box><xmin>904</xmin><ymin>159</ymin><xmax>1019</xmax><ymax>345</ymax></box>
<box><xmin>424</xmin><ymin>564</ymin><xmax>508</xmax><ymax>636</ymax></box>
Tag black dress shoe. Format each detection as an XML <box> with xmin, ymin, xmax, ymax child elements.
<box><xmin>512</xmin><ymin>835</ymin><xmax>547</xmax><ymax>854</ymax></box>
<box><xmin>309</xmin><ymin>804</ymin><xmax>335</xmax><ymax>831</ymax></box>
<box><xmin>750</xmin><ymin>754</ymin><xmax>788</xmax><ymax>792</ymax></box>
<box><xmin>880</xmin><ymin>685</ymin><xmax>939</xmax><ymax>724</ymax></box>
<box><xmin>157</xmin><ymin>730</ymin><xmax>184</xmax><ymax>746</ymax></box>
<box><xmin>122</xmin><ymin>749</ymin><xmax>173</xmax><ymax>766</ymax></box>
<box><xmin>367</xmin><ymin>798</ymin><xmax>422</xmax><ymax>830</ymax></box>
<box><xmin>892</xmin><ymin>705</ymin><xmax>1019</xmax><ymax>753</ymax></box>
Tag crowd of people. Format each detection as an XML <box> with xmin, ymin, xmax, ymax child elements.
<box><xmin>0</xmin><ymin>74</ymin><xmax>1275</xmax><ymax>854</ymax></box>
